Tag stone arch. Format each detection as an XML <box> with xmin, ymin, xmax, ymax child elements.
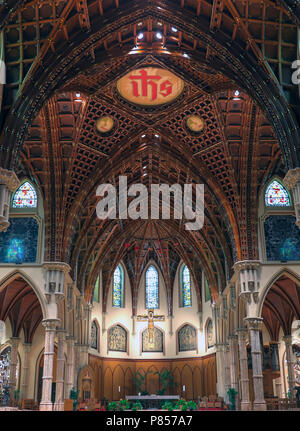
<box><xmin>258</xmin><ymin>268</ymin><xmax>300</xmax><ymax>318</ymax></box>
<box><xmin>0</xmin><ymin>270</ymin><xmax>47</xmax><ymax>319</ymax></box>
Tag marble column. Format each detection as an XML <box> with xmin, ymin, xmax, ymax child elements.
<box><xmin>215</xmin><ymin>343</ymin><xmax>226</xmax><ymax>399</ymax></box>
<box><xmin>283</xmin><ymin>335</ymin><xmax>296</xmax><ymax>399</ymax></box>
<box><xmin>39</xmin><ymin>319</ymin><xmax>60</xmax><ymax>411</ymax></box>
<box><xmin>65</xmin><ymin>336</ymin><xmax>76</xmax><ymax>398</ymax></box>
<box><xmin>21</xmin><ymin>343</ymin><xmax>31</xmax><ymax>400</ymax></box>
<box><xmin>9</xmin><ymin>337</ymin><xmax>20</xmax><ymax>401</ymax></box>
<box><xmin>224</xmin><ymin>343</ymin><xmax>231</xmax><ymax>402</ymax></box>
<box><xmin>236</xmin><ymin>328</ymin><xmax>251</xmax><ymax>410</ymax></box>
<box><xmin>54</xmin><ymin>329</ymin><xmax>66</xmax><ymax>411</ymax></box>
<box><xmin>228</xmin><ymin>335</ymin><xmax>239</xmax><ymax>391</ymax></box>
<box><xmin>245</xmin><ymin>317</ymin><xmax>266</xmax><ymax>410</ymax></box>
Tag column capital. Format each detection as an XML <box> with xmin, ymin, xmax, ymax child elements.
<box><xmin>43</xmin><ymin>262</ymin><xmax>71</xmax><ymax>273</ymax></box>
<box><xmin>282</xmin><ymin>334</ymin><xmax>293</xmax><ymax>344</ymax></box>
<box><xmin>236</xmin><ymin>327</ymin><xmax>248</xmax><ymax>338</ymax></box>
<box><xmin>0</xmin><ymin>168</ymin><xmax>19</xmax><ymax>191</ymax></box>
<box><xmin>23</xmin><ymin>343</ymin><xmax>32</xmax><ymax>352</ymax></box>
<box><xmin>228</xmin><ymin>334</ymin><xmax>238</xmax><ymax>342</ymax></box>
<box><xmin>42</xmin><ymin>318</ymin><xmax>60</xmax><ymax>330</ymax></box>
<box><xmin>10</xmin><ymin>337</ymin><xmax>20</xmax><ymax>347</ymax></box>
<box><xmin>244</xmin><ymin>317</ymin><xmax>263</xmax><ymax>330</ymax></box>
<box><xmin>234</xmin><ymin>260</ymin><xmax>261</xmax><ymax>272</ymax></box>
<box><xmin>283</xmin><ymin>168</ymin><xmax>300</xmax><ymax>189</ymax></box>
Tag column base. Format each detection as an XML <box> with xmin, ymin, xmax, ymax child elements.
<box><xmin>253</xmin><ymin>402</ymin><xmax>267</xmax><ymax>411</ymax></box>
<box><xmin>53</xmin><ymin>401</ymin><xmax>65</xmax><ymax>411</ymax></box>
<box><xmin>39</xmin><ymin>402</ymin><xmax>53</xmax><ymax>411</ymax></box>
<box><xmin>240</xmin><ymin>401</ymin><xmax>251</xmax><ymax>411</ymax></box>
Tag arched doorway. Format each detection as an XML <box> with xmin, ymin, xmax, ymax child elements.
<box><xmin>260</xmin><ymin>273</ymin><xmax>300</xmax><ymax>400</ymax></box>
<box><xmin>0</xmin><ymin>273</ymin><xmax>44</xmax><ymax>401</ymax></box>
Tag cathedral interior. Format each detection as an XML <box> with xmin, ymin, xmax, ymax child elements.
<box><xmin>0</xmin><ymin>0</ymin><xmax>300</xmax><ymax>412</ymax></box>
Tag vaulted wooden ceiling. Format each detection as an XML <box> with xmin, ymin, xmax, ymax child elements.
<box><xmin>0</xmin><ymin>276</ymin><xmax>43</xmax><ymax>342</ymax></box>
<box><xmin>0</xmin><ymin>0</ymin><xmax>299</xmax><ymax>314</ymax></box>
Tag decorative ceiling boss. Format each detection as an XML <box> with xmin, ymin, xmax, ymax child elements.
<box><xmin>117</xmin><ymin>68</ymin><xmax>184</xmax><ymax>106</ymax></box>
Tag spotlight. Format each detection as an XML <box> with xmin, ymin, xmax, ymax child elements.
<box><xmin>171</xmin><ymin>27</ymin><xmax>178</xmax><ymax>33</ymax></box>
<box><xmin>234</xmin><ymin>90</ymin><xmax>240</xmax><ymax>96</ymax></box>
<box><xmin>137</xmin><ymin>32</ymin><xmax>144</xmax><ymax>40</ymax></box>
<box><xmin>76</xmin><ymin>93</ymin><xmax>81</xmax><ymax>98</ymax></box>
<box><xmin>156</xmin><ymin>32</ymin><xmax>163</xmax><ymax>40</ymax></box>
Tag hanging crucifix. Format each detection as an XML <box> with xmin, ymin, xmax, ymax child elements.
<box><xmin>137</xmin><ymin>309</ymin><xmax>165</xmax><ymax>347</ymax></box>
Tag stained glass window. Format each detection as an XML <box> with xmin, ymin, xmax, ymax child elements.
<box><xmin>91</xmin><ymin>321</ymin><xmax>98</xmax><ymax>350</ymax></box>
<box><xmin>204</xmin><ymin>277</ymin><xmax>211</xmax><ymax>302</ymax></box>
<box><xmin>264</xmin><ymin>215</ymin><xmax>300</xmax><ymax>261</ymax></box>
<box><xmin>93</xmin><ymin>276</ymin><xmax>100</xmax><ymax>303</ymax></box>
<box><xmin>181</xmin><ymin>265</ymin><xmax>192</xmax><ymax>307</ymax></box>
<box><xmin>113</xmin><ymin>265</ymin><xmax>124</xmax><ymax>308</ymax></box>
<box><xmin>12</xmin><ymin>181</ymin><xmax>37</xmax><ymax>208</ymax></box>
<box><xmin>0</xmin><ymin>217</ymin><xmax>38</xmax><ymax>263</ymax></box>
<box><xmin>146</xmin><ymin>265</ymin><xmax>159</xmax><ymax>309</ymax></box>
<box><xmin>265</xmin><ymin>180</ymin><xmax>290</xmax><ymax>207</ymax></box>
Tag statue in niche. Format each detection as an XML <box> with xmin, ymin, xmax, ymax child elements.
<box><xmin>178</xmin><ymin>324</ymin><xmax>197</xmax><ymax>352</ymax></box>
<box><xmin>142</xmin><ymin>327</ymin><xmax>163</xmax><ymax>352</ymax></box>
<box><xmin>108</xmin><ymin>325</ymin><xmax>127</xmax><ymax>352</ymax></box>
<box><xmin>207</xmin><ymin>319</ymin><xmax>214</xmax><ymax>348</ymax></box>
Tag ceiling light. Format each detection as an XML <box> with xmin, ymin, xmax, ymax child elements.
<box><xmin>171</xmin><ymin>27</ymin><xmax>178</xmax><ymax>33</ymax></box>
<box><xmin>234</xmin><ymin>90</ymin><xmax>240</xmax><ymax>96</ymax></box>
<box><xmin>183</xmin><ymin>53</ymin><xmax>189</xmax><ymax>58</ymax></box>
<box><xmin>137</xmin><ymin>32</ymin><xmax>144</xmax><ymax>40</ymax></box>
<box><xmin>141</xmin><ymin>134</ymin><xmax>146</xmax><ymax>138</ymax></box>
<box><xmin>76</xmin><ymin>93</ymin><xmax>81</xmax><ymax>98</ymax></box>
<box><xmin>154</xmin><ymin>134</ymin><xmax>159</xmax><ymax>138</ymax></box>
<box><xmin>156</xmin><ymin>32</ymin><xmax>163</xmax><ymax>40</ymax></box>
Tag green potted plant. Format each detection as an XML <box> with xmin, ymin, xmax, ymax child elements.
<box><xmin>14</xmin><ymin>389</ymin><xmax>20</xmax><ymax>407</ymax></box>
<box><xmin>154</xmin><ymin>370</ymin><xmax>176</xmax><ymax>396</ymax></box>
<box><xmin>161</xmin><ymin>401</ymin><xmax>174</xmax><ymax>411</ymax></box>
<box><xmin>70</xmin><ymin>387</ymin><xmax>79</xmax><ymax>411</ymax></box>
<box><xmin>175</xmin><ymin>399</ymin><xmax>186</xmax><ymax>410</ymax></box>
<box><xmin>133</xmin><ymin>370</ymin><xmax>151</xmax><ymax>395</ymax></box>
<box><xmin>131</xmin><ymin>401</ymin><xmax>143</xmax><ymax>411</ymax></box>
<box><xmin>107</xmin><ymin>401</ymin><xmax>119</xmax><ymax>411</ymax></box>
<box><xmin>227</xmin><ymin>388</ymin><xmax>238</xmax><ymax>411</ymax></box>
<box><xmin>118</xmin><ymin>399</ymin><xmax>130</xmax><ymax>411</ymax></box>
<box><xmin>186</xmin><ymin>400</ymin><xmax>197</xmax><ymax>411</ymax></box>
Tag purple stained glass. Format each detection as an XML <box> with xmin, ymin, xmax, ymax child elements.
<box><xmin>265</xmin><ymin>180</ymin><xmax>290</xmax><ymax>207</ymax></box>
<box><xmin>146</xmin><ymin>265</ymin><xmax>159</xmax><ymax>309</ymax></box>
<box><xmin>182</xmin><ymin>265</ymin><xmax>191</xmax><ymax>307</ymax></box>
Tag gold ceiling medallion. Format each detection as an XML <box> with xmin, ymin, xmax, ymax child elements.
<box><xmin>95</xmin><ymin>116</ymin><xmax>115</xmax><ymax>134</ymax></box>
<box><xmin>186</xmin><ymin>115</ymin><xmax>205</xmax><ymax>133</ymax></box>
<box><xmin>117</xmin><ymin>67</ymin><xmax>184</xmax><ymax>106</ymax></box>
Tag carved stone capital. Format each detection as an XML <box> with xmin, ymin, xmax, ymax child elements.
<box><xmin>282</xmin><ymin>335</ymin><xmax>293</xmax><ymax>345</ymax></box>
<box><xmin>283</xmin><ymin>168</ymin><xmax>300</xmax><ymax>190</ymax></box>
<box><xmin>234</xmin><ymin>260</ymin><xmax>261</xmax><ymax>304</ymax></box>
<box><xmin>236</xmin><ymin>327</ymin><xmax>248</xmax><ymax>339</ymax></box>
<box><xmin>42</xmin><ymin>318</ymin><xmax>60</xmax><ymax>331</ymax></box>
<box><xmin>244</xmin><ymin>317</ymin><xmax>263</xmax><ymax>331</ymax></box>
<box><xmin>0</xmin><ymin>168</ymin><xmax>20</xmax><ymax>192</ymax></box>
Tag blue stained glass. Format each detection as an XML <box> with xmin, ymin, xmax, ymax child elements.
<box><xmin>264</xmin><ymin>215</ymin><xmax>300</xmax><ymax>261</ymax></box>
<box><xmin>280</xmin><ymin>238</ymin><xmax>300</xmax><ymax>261</ymax></box>
<box><xmin>182</xmin><ymin>265</ymin><xmax>191</xmax><ymax>307</ymax></box>
<box><xmin>0</xmin><ymin>217</ymin><xmax>38</xmax><ymax>263</ymax></box>
<box><xmin>265</xmin><ymin>180</ymin><xmax>290</xmax><ymax>207</ymax></box>
<box><xmin>113</xmin><ymin>265</ymin><xmax>124</xmax><ymax>307</ymax></box>
<box><xmin>146</xmin><ymin>265</ymin><xmax>159</xmax><ymax>309</ymax></box>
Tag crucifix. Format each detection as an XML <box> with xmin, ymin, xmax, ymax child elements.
<box><xmin>137</xmin><ymin>309</ymin><xmax>165</xmax><ymax>347</ymax></box>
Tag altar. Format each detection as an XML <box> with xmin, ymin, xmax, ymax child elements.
<box><xmin>126</xmin><ymin>395</ymin><xmax>180</xmax><ymax>409</ymax></box>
